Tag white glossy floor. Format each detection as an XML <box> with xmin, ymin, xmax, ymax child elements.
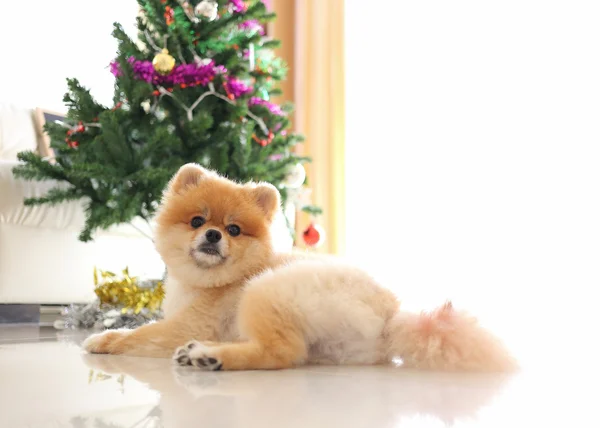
<box><xmin>0</xmin><ymin>325</ymin><xmax>598</xmax><ymax>428</ymax></box>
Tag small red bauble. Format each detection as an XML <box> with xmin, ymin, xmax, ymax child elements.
<box><xmin>302</xmin><ymin>223</ymin><xmax>324</xmax><ymax>247</ymax></box>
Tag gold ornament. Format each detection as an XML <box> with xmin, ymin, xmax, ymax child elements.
<box><xmin>93</xmin><ymin>267</ymin><xmax>164</xmax><ymax>314</ymax></box>
<box><xmin>152</xmin><ymin>49</ymin><xmax>176</xmax><ymax>75</ymax></box>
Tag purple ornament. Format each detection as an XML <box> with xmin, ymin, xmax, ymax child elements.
<box><xmin>239</xmin><ymin>19</ymin><xmax>265</xmax><ymax>35</ymax></box>
<box><xmin>225</xmin><ymin>77</ymin><xmax>253</xmax><ymax>99</ymax></box>
<box><xmin>215</xmin><ymin>65</ymin><xmax>228</xmax><ymax>75</ymax></box>
<box><xmin>131</xmin><ymin>60</ymin><xmax>156</xmax><ymax>83</ymax></box>
<box><xmin>229</xmin><ymin>0</ymin><xmax>247</xmax><ymax>13</ymax></box>
<box><xmin>249</xmin><ymin>97</ymin><xmax>285</xmax><ymax>116</ymax></box>
<box><xmin>119</xmin><ymin>57</ymin><xmax>218</xmax><ymax>87</ymax></box>
<box><xmin>110</xmin><ymin>61</ymin><xmax>122</xmax><ymax>77</ymax></box>
<box><xmin>169</xmin><ymin>61</ymin><xmax>217</xmax><ymax>86</ymax></box>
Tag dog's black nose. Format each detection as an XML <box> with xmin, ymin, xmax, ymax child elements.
<box><xmin>205</xmin><ymin>229</ymin><xmax>222</xmax><ymax>243</ymax></box>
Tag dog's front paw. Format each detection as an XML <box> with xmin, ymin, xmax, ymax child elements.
<box><xmin>83</xmin><ymin>330</ymin><xmax>129</xmax><ymax>354</ymax></box>
<box><xmin>173</xmin><ymin>341</ymin><xmax>222</xmax><ymax>371</ymax></box>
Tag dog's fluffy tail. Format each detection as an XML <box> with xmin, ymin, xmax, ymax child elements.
<box><xmin>385</xmin><ymin>302</ymin><xmax>517</xmax><ymax>372</ymax></box>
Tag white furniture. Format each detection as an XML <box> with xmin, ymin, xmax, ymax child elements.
<box><xmin>0</xmin><ymin>104</ymin><xmax>164</xmax><ymax>304</ymax></box>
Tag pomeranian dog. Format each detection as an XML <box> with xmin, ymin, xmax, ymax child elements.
<box><xmin>83</xmin><ymin>164</ymin><xmax>516</xmax><ymax>372</ymax></box>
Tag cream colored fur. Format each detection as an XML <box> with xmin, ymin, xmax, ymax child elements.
<box><xmin>84</xmin><ymin>164</ymin><xmax>517</xmax><ymax>372</ymax></box>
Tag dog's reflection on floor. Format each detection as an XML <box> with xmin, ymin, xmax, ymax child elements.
<box><xmin>82</xmin><ymin>353</ymin><xmax>513</xmax><ymax>428</ymax></box>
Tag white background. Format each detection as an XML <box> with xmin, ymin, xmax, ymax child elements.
<box><xmin>346</xmin><ymin>0</ymin><xmax>600</xmax><ymax>364</ymax></box>
<box><xmin>0</xmin><ymin>0</ymin><xmax>138</xmax><ymax>112</ymax></box>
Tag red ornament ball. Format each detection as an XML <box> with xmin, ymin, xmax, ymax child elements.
<box><xmin>302</xmin><ymin>223</ymin><xmax>324</xmax><ymax>247</ymax></box>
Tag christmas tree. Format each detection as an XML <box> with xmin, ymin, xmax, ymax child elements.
<box><xmin>13</xmin><ymin>0</ymin><xmax>320</xmax><ymax>243</ymax></box>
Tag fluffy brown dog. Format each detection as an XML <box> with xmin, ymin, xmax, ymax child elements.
<box><xmin>83</xmin><ymin>164</ymin><xmax>516</xmax><ymax>372</ymax></box>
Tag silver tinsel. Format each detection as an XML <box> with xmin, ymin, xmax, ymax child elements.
<box><xmin>54</xmin><ymin>301</ymin><xmax>163</xmax><ymax>330</ymax></box>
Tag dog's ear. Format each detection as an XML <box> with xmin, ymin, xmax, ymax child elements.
<box><xmin>247</xmin><ymin>182</ymin><xmax>281</xmax><ymax>221</ymax></box>
<box><xmin>168</xmin><ymin>163</ymin><xmax>213</xmax><ymax>194</ymax></box>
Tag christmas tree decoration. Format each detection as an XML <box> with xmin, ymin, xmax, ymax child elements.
<box><xmin>93</xmin><ymin>267</ymin><xmax>164</xmax><ymax>314</ymax></box>
<box><xmin>223</xmin><ymin>77</ymin><xmax>253</xmax><ymax>99</ymax></box>
<box><xmin>303</xmin><ymin>223</ymin><xmax>325</xmax><ymax>247</ymax></box>
<box><xmin>152</xmin><ymin>48</ymin><xmax>176</xmax><ymax>75</ymax></box>
<box><xmin>113</xmin><ymin>57</ymin><xmax>219</xmax><ymax>88</ymax></box>
<box><xmin>164</xmin><ymin>5</ymin><xmax>175</xmax><ymax>26</ymax></box>
<box><xmin>13</xmin><ymin>0</ymin><xmax>320</xmax><ymax>243</ymax></box>
<box><xmin>65</xmin><ymin>139</ymin><xmax>79</xmax><ymax>149</ymax></box>
<box><xmin>54</xmin><ymin>267</ymin><xmax>164</xmax><ymax>330</ymax></box>
<box><xmin>55</xmin><ymin>300</ymin><xmax>162</xmax><ymax>330</ymax></box>
<box><xmin>249</xmin><ymin>97</ymin><xmax>285</xmax><ymax>116</ymax></box>
<box><xmin>252</xmin><ymin>132</ymin><xmax>273</xmax><ymax>147</ymax></box>
<box><xmin>195</xmin><ymin>0</ymin><xmax>219</xmax><ymax>20</ymax></box>
<box><xmin>229</xmin><ymin>0</ymin><xmax>248</xmax><ymax>13</ymax></box>
<box><xmin>283</xmin><ymin>163</ymin><xmax>306</xmax><ymax>188</ymax></box>
<box><xmin>64</xmin><ymin>121</ymin><xmax>89</xmax><ymax>148</ymax></box>
<box><xmin>140</xmin><ymin>99</ymin><xmax>152</xmax><ymax>113</ymax></box>
<box><xmin>239</xmin><ymin>19</ymin><xmax>265</xmax><ymax>35</ymax></box>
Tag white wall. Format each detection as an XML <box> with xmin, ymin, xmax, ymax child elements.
<box><xmin>1</xmin><ymin>0</ymin><xmax>139</xmax><ymax>112</ymax></box>
<box><xmin>345</xmin><ymin>0</ymin><xmax>600</xmax><ymax>365</ymax></box>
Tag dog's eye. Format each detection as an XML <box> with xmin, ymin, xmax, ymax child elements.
<box><xmin>226</xmin><ymin>224</ymin><xmax>241</xmax><ymax>237</ymax></box>
<box><xmin>190</xmin><ymin>216</ymin><xmax>205</xmax><ymax>229</ymax></box>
